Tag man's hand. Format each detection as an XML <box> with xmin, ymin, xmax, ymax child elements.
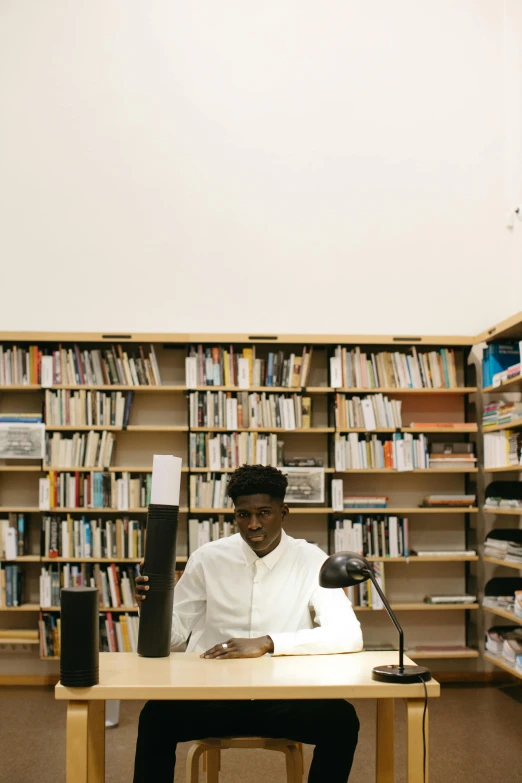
<box><xmin>201</xmin><ymin>636</ymin><xmax>274</xmax><ymax>659</ymax></box>
<box><xmin>135</xmin><ymin>560</ymin><xmax>148</xmax><ymax>603</ymax></box>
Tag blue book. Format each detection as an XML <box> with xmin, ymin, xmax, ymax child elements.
<box><xmin>267</xmin><ymin>353</ymin><xmax>274</xmax><ymax>387</ymax></box>
<box><xmin>17</xmin><ymin>514</ymin><xmax>25</xmax><ymax>557</ymax></box>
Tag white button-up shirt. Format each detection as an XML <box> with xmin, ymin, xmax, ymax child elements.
<box><xmin>171</xmin><ymin>530</ymin><xmax>363</xmax><ymax>655</ymax></box>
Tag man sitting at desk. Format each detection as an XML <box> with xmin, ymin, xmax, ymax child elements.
<box><xmin>133</xmin><ymin>464</ymin><xmax>363</xmax><ymax>783</ymax></box>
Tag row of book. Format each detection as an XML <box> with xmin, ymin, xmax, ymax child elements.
<box><xmin>39</xmin><ymin>471</ymin><xmax>150</xmax><ymax>510</ymax></box>
<box><xmin>45</xmin><ymin>431</ymin><xmax>116</xmax><ymax>468</ymax></box>
<box><xmin>333</xmin><ymin>517</ymin><xmax>410</xmax><ymax>557</ymax></box>
<box><xmin>330</xmin><ymin>346</ymin><xmax>460</xmax><ymax>389</ymax></box>
<box><xmin>483</xmin><ymin>431</ymin><xmax>522</xmax><ymax>469</ymax></box>
<box><xmin>46</xmin><ymin>344</ymin><xmax>163</xmax><ymax>387</ymax></box>
<box><xmin>189</xmin><ymin>391</ymin><xmax>312</xmax><ymax>430</ymax></box>
<box><xmin>44</xmin><ymin>389</ymin><xmax>134</xmax><ymax>427</ymax></box>
<box><xmin>40</xmin><ymin>612</ymin><xmax>141</xmax><ymax>657</ymax></box>
<box><xmin>333</xmin><ymin>393</ymin><xmax>402</xmax><ymax>430</ymax></box>
<box><xmin>484</xmin><ymin>530</ymin><xmax>522</xmax><ymax>566</ymax></box>
<box><xmin>332</xmin><ymin>492</ymin><xmax>476</xmax><ymax>510</ymax></box>
<box><xmin>185</xmin><ymin>345</ymin><xmax>313</xmax><ymax>388</ymax></box>
<box><xmin>189</xmin><ymin>432</ymin><xmax>284</xmax><ymax>469</ymax></box>
<box><xmin>41</xmin><ymin>515</ymin><xmax>145</xmax><ymax>559</ymax></box>
<box><xmin>188</xmin><ymin>518</ymin><xmax>238</xmax><ymax>554</ymax></box>
<box><xmin>39</xmin><ymin>563</ymin><xmax>137</xmax><ymax>608</ymax></box>
<box><xmin>189</xmin><ymin>474</ymin><xmax>232</xmax><ymax>509</ymax></box>
<box><xmin>483</xmin><ymin>400</ymin><xmax>522</xmax><ymax>428</ymax></box>
<box><xmin>0</xmin><ymin>564</ymin><xmax>24</xmax><ymax>606</ymax></box>
<box><xmin>0</xmin><ymin>345</ymin><xmax>41</xmax><ymax>385</ymax></box>
<box><xmin>346</xmin><ymin>563</ymin><xmax>385</xmax><ymax>609</ymax></box>
<box><xmin>0</xmin><ymin>514</ymin><xmax>27</xmax><ymax>558</ymax></box>
<box><xmin>333</xmin><ymin>433</ymin><xmax>429</xmax><ymax>471</ymax></box>
<box><xmin>482</xmin><ymin>342</ymin><xmax>520</xmax><ymax>388</ymax></box>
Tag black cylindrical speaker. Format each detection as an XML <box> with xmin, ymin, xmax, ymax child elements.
<box><xmin>60</xmin><ymin>587</ymin><xmax>99</xmax><ymax>687</ymax></box>
<box><xmin>137</xmin><ymin>503</ymin><xmax>179</xmax><ymax>658</ymax></box>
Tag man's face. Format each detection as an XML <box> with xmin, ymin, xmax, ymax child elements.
<box><xmin>234</xmin><ymin>493</ymin><xmax>288</xmax><ymax>557</ymax></box>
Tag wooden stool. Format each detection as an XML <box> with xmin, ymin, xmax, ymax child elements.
<box><xmin>186</xmin><ymin>737</ymin><xmax>304</xmax><ymax>783</ymax></box>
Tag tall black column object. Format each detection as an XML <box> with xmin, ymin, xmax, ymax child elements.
<box><xmin>60</xmin><ymin>586</ymin><xmax>99</xmax><ymax>687</ymax></box>
<box><xmin>137</xmin><ymin>454</ymin><xmax>182</xmax><ymax>658</ymax></box>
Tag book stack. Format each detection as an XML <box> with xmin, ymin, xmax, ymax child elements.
<box><xmin>485</xmin><ymin>626</ymin><xmax>522</xmax><ymax>672</ymax></box>
<box><xmin>40</xmin><ymin>471</ymin><xmax>149</xmax><ymax>510</ymax></box>
<box><xmin>424</xmin><ymin>594</ymin><xmax>477</xmax><ymax>605</ymax></box>
<box><xmin>0</xmin><ymin>564</ymin><xmax>24</xmax><ymax>606</ymax></box>
<box><xmin>190</xmin><ymin>432</ymin><xmax>283</xmax><ymax>470</ymax></box>
<box><xmin>185</xmin><ymin>345</ymin><xmax>313</xmax><ymax>388</ymax></box>
<box><xmin>484</xmin><ymin>431</ymin><xmax>522</xmax><ymax>468</ymax></box>
<box><xmin>189</xmin><ymin>391</ymin><xmax>312</xmax><ymax>430</ymax></box>
<box><xmin>45</xmin><ymin>432</ymin><xmax>115</xmax><ymax>468</ymax></box>
<box><xmin>428</xmin><ymin>443</ymin><xmax>476</xmax><ymax>470</ymax></box>
<box><xmin>484</xmin><ymin>401</ymin><xmax>522</xmax><ymax>428</ymax></box>
<box><xmin>333</xmin><ymin>394</ymin><xmax>402</xmax><ymax>429</ymax></box>
<box><xmin>423</xmin><ymin>494</ymin><xmax>476</xmax><ymax>507</ymax></box>
<box><xmin>189</xmin><ymin>474</ymin><xmax>232</xmax><ymax>509</ymax></box>
<box><xmin>44</xmin><ymin>389</ymin><xmax>134</xmax><ymax>427</ymax></box>
<box><xmin>342</xmin><ymin>496</ymin><xmax>388</xmax><ymax>509</ymax></box>
<box><xmin>188</xmin><ymin>518</ymin><xmax>238</xmax><ymax>554</ymax></box>
<box><xmin>0</xmin><ymin>345</ymin><xmax>42</xmax><ymax>385</ymax></box>
<box><xmin>0</xmin><ymin>514</ymin><xmax>27</xmax><ymax>558</ymax></box>
<box><xmin>47</xmin><ymin>344</ymin><xmax>162</xmax><ymax>386</ymax></box>
<box><xmin>482</xmin><ymin>342</ymin><xmax>520</xmax><ymax>387</ymax></box>
<box><xmin>0</xmin><ymin>413</ymin><xmax>43</xmax><ymax>424</ymax></box>
<box><xmin>39</xmin><ymin>563</ymin><xmax>137</xmax><ymax>608</ymax></box>
<box><xmin>329</xmin><ymin>346</ymin><xmax>459</xmax><ymax>389</ymax></box>
<box><xmin>334</xmin><ymin>433</ymin><xmax>428</xmax><ymax>471</ymax></box>
<box><xmin>41</xmin><ymin>515</ymin><xmax>145</xmax><ymax>559</ymax></box>
<box><xmin>484</xmin><ymin>530</ymin><xmax>522</xmax><ymax>565</ymax></box>
<box><xmin>483</xmin><ymin>576</ymin><xmax>522</xmax><ymax>618</ymax></box>
<box><xmin>334</xmin><ymin>516</ymin><xmax>409</xmax><ymax>557</ymax></box>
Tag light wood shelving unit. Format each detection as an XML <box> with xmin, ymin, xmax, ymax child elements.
<box><xmin>475</xmin><ymin>310</ymin><xmax>522</xmax><ymax>681</ymax></box>
<box><xmin>0</xmin><ymin>331</ymin><xmax>482</xmax><ymax>677</ymax></box>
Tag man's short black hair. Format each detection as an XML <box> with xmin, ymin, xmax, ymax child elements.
<box><xmin>227</xmin><ymin>465</ymin><xmax>288</xmax><ymax>504</ymax></box>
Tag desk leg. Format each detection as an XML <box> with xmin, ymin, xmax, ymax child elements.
<box><xmin>66</xmin><ymin>700</ymin><xmax>106</xmax><ymax>783</ymax></box>
<box><xmin>376</xmin><ymin>699</ymin><xmax>394</xmax><ymax>783</ymax></box>
<box><xmin>405</xmin><ymin>698</ymin><xmax>428</xmax><ymax>783</ymax></box>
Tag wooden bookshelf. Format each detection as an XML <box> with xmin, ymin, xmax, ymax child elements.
<box><xmin>483</xmin><ymin>466</ymin><xmax>522</xmax><ymax>473</ymax></box>
<box><xmin>483</xmin><ymin>605</ymin><xmax>522</xmax><ymax>624</ymax></box>
<box><xmin>483</xmin><ymin>556</ymin><xmax>522</xmax><ymax>570</ymax></box>
<box><xmin>483</xmin><ymin>419</ymin><xmax>522</xmax><ymax>433</ymax></box>
<box><xmin>483</xmin><ymin>508</ymin><xmax>522</xmax><ymax>515</ymax></box>
<box><xmin>407</xmin><ymin>648</ymin><xmax>479</xmax><ymax>659</ymax></box>
<box><xmin>0</xmin><ymin>332</ymin><xmax>480</xmax><ymax>677</ymax></box>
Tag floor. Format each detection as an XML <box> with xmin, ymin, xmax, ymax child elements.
<box><xmin>1</xmin><ymin>684</ymin><xmax>521</xmax><ymax>782</ymax></box>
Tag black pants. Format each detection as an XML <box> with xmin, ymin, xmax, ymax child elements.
<box><xmin>133</xmin><ymin>698</ymin><xmax>359</xmax><ymax>782</ymax></box>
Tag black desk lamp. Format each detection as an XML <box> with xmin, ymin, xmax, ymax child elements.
<box><xmin>320</xmin><ymin>552</ymin><xmax>431</xmax><ymax>683</ymax></box>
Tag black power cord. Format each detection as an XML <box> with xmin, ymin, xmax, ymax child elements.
<box><xmin>419</xmin><ymin>675</ymin><xmax>428</xmax><ymax>783</ymax></box>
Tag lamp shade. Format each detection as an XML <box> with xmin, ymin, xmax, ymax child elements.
<box><xmin>319</xmin><ymin>552</ymin><xmax>373</xmax><ymax>589</ymax></box>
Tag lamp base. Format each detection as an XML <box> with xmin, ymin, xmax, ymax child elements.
<box><xmin>372</xmin><ymin>664</ymin><xmax>431</xmax><ymax>683</ymax></box>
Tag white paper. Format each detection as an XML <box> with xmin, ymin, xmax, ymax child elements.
<box><xmin>41</xmin><ymin>356</ymin><xmax>54</xmax><ymax>388</ymax></box>
<box><xmin>4</xmin><ymin>527</ymin><xmax>17</xmax><ymax>560</ymax></box>
<box><xmin>330</xmin><ymin>357</ymin><xmax>342</xmax><ymax>388</ymax></box>
<box><xmin>185</xmin><ymin>357</ymin><xmax>198</xmax><ymax>389</ymax></box>
<box><xmin>151</xmin><ymin>454</ymin><xmax>182</xmax><ymax>505</ymax></box>
<box><xmin>331</xmin><ymin>479</ymin><xmax>344</xmax><ymax>511</ymax></box>
<box><xmin>39</xmin><ymin>478</ymin><xmax>50</xmax><ymax>511</ymax></box>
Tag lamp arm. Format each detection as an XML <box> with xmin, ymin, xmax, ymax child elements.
<box><xmin>365</xmin><ymin>569</ymin><xmax>404</xmax><ymax>671</ymax></box>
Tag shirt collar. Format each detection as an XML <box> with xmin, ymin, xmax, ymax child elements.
<box><xmin>240</xmin><ymin>529</ymin><xmax>288</xmax><ymax>570</ymax></box>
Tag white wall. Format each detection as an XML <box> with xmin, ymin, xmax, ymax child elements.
<box><xmin>1</xmin><ymin>0</ymin><xmax>521</xmax><ymax>336</ymax></box>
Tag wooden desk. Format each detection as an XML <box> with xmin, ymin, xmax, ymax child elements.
<box><xmin>55</xmin><ymin>651</ymin><xmax>440</xmax><ymax>783</ymax></box>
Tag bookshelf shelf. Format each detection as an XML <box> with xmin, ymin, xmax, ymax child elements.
<box><xmin>41</xmin><ymin>606</ymin><xmax>139</xmax><ymax>613</ymax></box>
<box><xmin>483</xmin><ymin>556</ymin><xmax>522</xmax><ymax>570</ymax></box>
<box><xmin>45</xmin><ymin>425</ymin><xmax>189</xmax><ymax>432</ymax></box>
<box><xmin>0</xmin><ymin>638</ymin><xmax>39</xmax><ymax>646</ymax></box>
<box><xmin>189</xmin><ymin>507</ymin><xmax>332</xmax><ymax>515</ymax></box>
<box><xmin>40</xmin><ymin>656</ymin><xmax>59</xmax><ymax>661</ymax></box>
<box><xmin>43</xmin><ymin>466</ymin><xmax>182</xmax><ymax>473</ymax></box>
<box><xmin>335</xmin><ymin>426</ymin><xmax>477</xmax><ymax>434</ymax></box>
<box><xmin>483</xmin><ymin>419</ymin><xmax>522</xmax><ymax>433</ymax></box>
<box><xmin>483</xmin><ymin>605</ymin><xmax>522</xmax><ymax>625</ymax></box>
<box><xmin>46</xmin><ymin>507</ymin><xmax>189</xmax><ymax>514</ymax></box>
<box><xmin>407</xmin><ymin>648</ymin><xmax>479</xmax><ymax>659</ymax></box>
<box><xmin>335</xmin><ymin>507</ymin><xmax>478</xmax><ymax>514</ymax></box>
<box><xmin>190</xmin><ymin>427</ymin><xmax>335</xmax><ymax>434</ymax></box>
<box><xmin>40</xmin><ymin>556</ymin><xmax>188</xmax><ymax>564</ymax></box>
<box><xmin>49</xmin><ymin>385</ymin><xmax>187</xmax><ymax>392</ymax></box>
<box><xmin>337</xmin><ymin>387</ymin><xmax>477</xmax><ymax>395</ymax></box>
<box><xmin>334</xmin><ymin>468</ymin><xmax>478</xmax><ymax>474</ymax></box>
<box><xmin>483</xmin><ymin>652</ymin><xmax>522</xmax><ymax>681</ymax></box>
<box><xmin>355</xmin><ymin>603</ymin><xmax>479</xmax><ymax>612</ymax></box>
<box><xmin>483</xmin><ymin>376</ymin><xmax>522</xmax><ymax>393</ymax></box>
<box><xmin>188</xmin><ymin>466</ymin><xmax>336</xmax><ymax>474</ymax></box>
<box><xmin>367</xmin><ymin>555</ymin><xmax>479</xmax><ymax>563</ymax></box>
<box><xmin>484</xmin><ymin>508</ymin><xmax>522</xmax><ymax>515</ymax></box>
<box><xmin>483</xmin><ymin>466</ymin><xmax>521</xmax><ymax>473</ymax></box>
<box><xmin>0</xmin><ymin>605</ymin><xmax>40</xmax><ymax>612</ymax></box>
<box><xmin>0</xmin><ymin>556</ymin><xmax>40</xmax><ymax>563</ymax></box>
<box><xmin>0</xmin><ymin>507</ymin><xmax>40</xmax><ymax>513</ymax></box>
<box><xmin>0</xmin><ymin>385</ymin><xmax>42</xmax><ymax>391</ymax></box>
